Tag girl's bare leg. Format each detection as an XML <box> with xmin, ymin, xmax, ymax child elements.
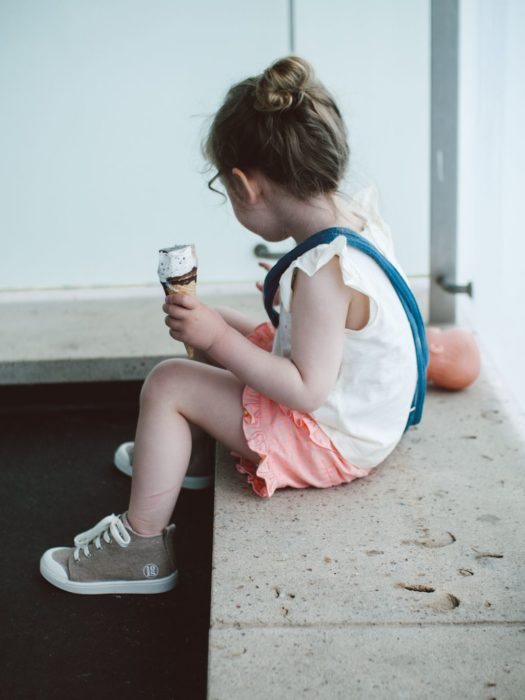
<box><xmin>184</xmin><ymin>306</ymin><xmax>260</xmax><ymax>478</ymax></box>
<box><xmin>127</xmin><ymin>360</ymin><xmax>261</xmax><ymax>535</ymax></box>
<box><xmin>184</xmin><ymin>347</ymin><xmax>218</xmax><ymax>478</ymax></box>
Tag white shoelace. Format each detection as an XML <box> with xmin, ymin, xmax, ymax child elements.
<box><xmin>73</xmin><ymin>513</ymin><xmax>131</xmax><ymax>562</ymax></box>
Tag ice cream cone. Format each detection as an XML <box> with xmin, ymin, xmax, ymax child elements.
<box><xmin>161</xmin><ymin>277</ymin><xmax>197</xmax><ymax>358</ymax></box>
<box><xmin>158</xmin><ymin>244</ymin><xmax>198</xmax><ymax>359</ymax></box>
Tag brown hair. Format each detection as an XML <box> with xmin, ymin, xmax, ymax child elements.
<box><xmin>201</xmin><ymin>55</ymin><xmax>349</xmax><ymax>201</ymax></box>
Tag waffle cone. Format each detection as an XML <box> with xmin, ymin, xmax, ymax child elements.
<box><xmin>162</xmin><ymin>279</ymin><xmax>197</xmax><ymax>359</ymax></box>
<box><xmin>164</xmin><ymin>279</ymin><xmax>197</xmax><ymax>298</ymax></box>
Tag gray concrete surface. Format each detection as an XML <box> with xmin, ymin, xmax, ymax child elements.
<box><xmin>3</xmin><ymin>282</ymin><xmax>523</xmax><ymax>698</ymax></box>
<box><xmin>0</xmin><ymin>280</ymin><xmax>428</xmax><ymax>385</ymax></box>
<box><xmin>209</xmin><ymin>626</ymin><xmax>524</xmax><ymax>699</ymax></box>
<box><xmin>208</xmin><ymin>352</ymin><xmax>525</xmax><ymax>697</ymax></box>
<box><xmin>0</xmin><ymin>289</ymin><xmax>268</xmax><ymax>383</ymax></box>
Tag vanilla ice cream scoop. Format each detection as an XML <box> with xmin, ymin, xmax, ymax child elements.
<box><xmin>158</xmin><ymin>244</ymin><xmax>198</xmax><ymax>281</ymax></box>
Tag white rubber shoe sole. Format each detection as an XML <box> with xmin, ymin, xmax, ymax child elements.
<box><xmin>113</xmin><ymin>442</ymin><xmax>213</xmax><ymax>490</ymax></box>
<box><xmin>40</xmin><ymin>547</ymin><xmax>178</xmax><ymax>595</ymax></box>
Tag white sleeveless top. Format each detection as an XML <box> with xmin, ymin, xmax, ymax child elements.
<box><xmin>271</xmin><ymin>185</ymin><xmax>418</xmax><ymax>470</ymax></box>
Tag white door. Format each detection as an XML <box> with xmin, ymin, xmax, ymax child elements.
<box><xmin>1</xmin><ymin>0</ymin><xmax>430</xmax><ymax>291</ymax></box>
<box><xmin>291</xmin><ymin>0</ymin><xmax>430</xmax><ymax>278</ymax></box>
<box><xmin>0</xmin><ymin>0</ymin><xmax>288</xmax><ymax>290</ymax></box>
<box><xmin>456</xmin><ymin>0</ymin><xmax>525</xmax><ymax>412</ymax></box>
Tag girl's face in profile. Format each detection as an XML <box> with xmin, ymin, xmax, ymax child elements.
<box><xmin>221</xmin><ymin>170</ymin><xmax>288</xmax><ymax>244</ymax></box>
<box><xmin>221</xmin><ymin>173</ymin><xmax>267</xmax><ymax>237</ymax></box>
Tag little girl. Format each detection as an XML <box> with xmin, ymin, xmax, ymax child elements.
<box><xmin>40</xmin><ymin>55</ymin><xmax>419</xmax><ymax>594</ymax></box>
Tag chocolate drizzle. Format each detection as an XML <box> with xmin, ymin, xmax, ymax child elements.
<box><xmin>164</xmin><ymin>267</ymin><xmax>197</xmax><ymax>286</ymax></box>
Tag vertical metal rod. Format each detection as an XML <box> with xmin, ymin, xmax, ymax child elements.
<box><xmin>429</xmin><ymin>0</ymin><xmax>459</xmax><ymax>324</ymax></box>
<box><xmin>289</xmin><ymin>0</ymin><xmax>295</xmax><ymax>53</ymax></box>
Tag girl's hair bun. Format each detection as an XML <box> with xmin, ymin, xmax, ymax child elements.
<box><xmin>203</xmin><ymin>54</ymin><xmax>349</xmax><ymax>200</ymax></box>
<box><xmin>254</xmin><ymin>55</ymin><xmax>313</xmax><ymax>112</ymax></box>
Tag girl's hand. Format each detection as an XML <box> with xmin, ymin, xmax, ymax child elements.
<box><xmin>256</xmin><ymin>261</ymin><xmax>280</xmax><ymax>306</ymax></box>
<box><xmin>163</xmin><ymin>294</ymin><xmax>228</xmax><ymax>353</ymax></box>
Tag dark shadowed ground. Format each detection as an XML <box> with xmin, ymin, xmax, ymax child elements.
<box><xmin>0</xmin><ymin>381</ymin><xmax>213</xmax><ymax>700</ymax></box>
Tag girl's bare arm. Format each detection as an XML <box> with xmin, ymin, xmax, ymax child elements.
<box><xmin>215</xmin><ymin>306</ymin><xmax>260</xmax><ymax>337</ymax></box>
<box><xmin>207</xmin><ymin>256</ymin><xmax>352</xmax><ymax>413</ymax></box>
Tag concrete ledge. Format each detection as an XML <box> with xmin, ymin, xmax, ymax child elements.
<box><xmin>3</xmin><ymin>279</ymin><xmax>524</xmax><ymax>695</ymax></box>
<box><xmin>0</xmin><ymin>357</ymin><xmax>174</xmax><ymax>385</ymax></box>
<box><xmin>0</xmin><ymin>279</ymin><xmax>429</xmax><ymax>385</ymax></box>
<box><xmin>209</xmin><ymin>626</ymin><xmax>524</xmax><ymax>699</ymax></box>
<box><xmin>0</xmin><ymin>289</ymin><xmax>267</xmax><ymax>384</ymax></box>
<box><xmin>208</xmin><ymin>355</ymin><xmax>525</xmax><ymax>698</ymax></box>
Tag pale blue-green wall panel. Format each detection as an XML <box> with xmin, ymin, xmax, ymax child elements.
<box><xmin>0</xmin><ymin>0</ymin><xmax>288</xmax><ymax>289</ymax></box>
<box><xmin>295</xmin><ymin>0</ymin><xmax>430</xmax><ymax>276</ymax></box>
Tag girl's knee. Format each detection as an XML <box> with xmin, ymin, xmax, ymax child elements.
<box><xmin>140</xmin><ymin>358</ymin><xmax>188</xmax><ymax>404</ymax></box>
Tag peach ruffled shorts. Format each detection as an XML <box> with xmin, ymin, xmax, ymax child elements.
<box><xmin>232</xmin><ymin>322</ymin><xmax>370</xmax><ymax>498</ymax></box>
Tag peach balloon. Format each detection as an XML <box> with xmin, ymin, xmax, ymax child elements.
<box><xmin>425</xmin><ymin>326</ymin><xmax>481</xmax><ymax>391</ymax></box>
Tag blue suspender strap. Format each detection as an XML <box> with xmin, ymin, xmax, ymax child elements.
<box><xmin>263</xmin><ymin>227</ymin><xmax>429</xmax><ymax>431</ymax></box>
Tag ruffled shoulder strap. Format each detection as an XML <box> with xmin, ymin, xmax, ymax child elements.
<box><xmin>348</xmin><ymin>185</ymin><xmax>396</xmax><ymax>260</ymax></box>
<box><xmin>278</xmin><ymin>234</ymin><xmax>370</xmax><ymax>314</ymax></box>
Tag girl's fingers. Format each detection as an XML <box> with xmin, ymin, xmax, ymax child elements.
<box><xmin>256</xmin><ymin>280</ymin><xmax>280</xmax><ymax>306</ymax></box>
<box><xmin>165</xmin><ymin>292</ymin><xmax>196</xmax><ymax>309</ymax></box>
<box><xmin>257</xmin><ymin>261</ymin><xmax>272</xmax><ymax>293</ymax></box>
<box><xmin>163</xmin><ymin>303</ymin><xmax>188</xmax><ymax>319</ymax></box>
<box><xmin>164</xmin><ymin>316</ymin><xmax>183</xmax><ymax>330</ymax></box>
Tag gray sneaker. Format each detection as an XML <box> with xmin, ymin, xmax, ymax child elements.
<box><xmin>40</xmin><ymin>513</ymin><xmax>178</xmax><ymax>595</ymax></box>
<box><xmin>114</xmin><ymin>442</ymin><xmax>213</xmax><ymax>491</ymax></box>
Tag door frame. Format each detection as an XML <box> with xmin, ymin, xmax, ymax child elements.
<box><xmin>430</xmin><ymin>0</ymin><xmax>471</xmax><ymax>324</ymax></box>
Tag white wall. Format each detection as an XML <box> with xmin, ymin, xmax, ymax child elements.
<box><xmin>0</xmin><ymin>0</ymin><xmax>288</xmax><ymax>289</ymax></box>
<box><xmin>296</xmin><ymin>0</ymin><xmax>430</xmax><ymax>277</ymax></box>
<box><xmin>0</xmin><ymin>1</ymin><xmax>429</xmax><ymax>291</ymax></box>
<box><xmin>457</xmin><ymin>0</ymin><xmax>525</xmax><ymax>413</ymax></box>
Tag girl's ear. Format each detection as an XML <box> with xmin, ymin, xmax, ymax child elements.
<box><xmin>231</xmin><ymin>168</ymin><xmax>261</xmax><ymax>205</ymax></box>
